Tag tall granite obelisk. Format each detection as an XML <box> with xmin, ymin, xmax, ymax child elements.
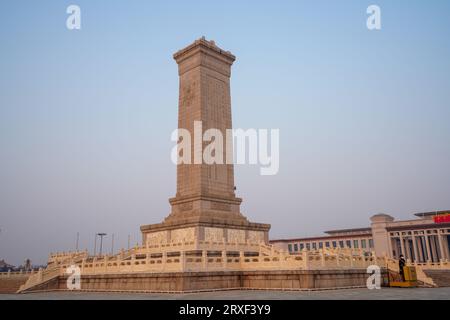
<box><xmin>141</xmin><ymin>38</ymin><xmax>270</xmax><ymax>247</ymax></box>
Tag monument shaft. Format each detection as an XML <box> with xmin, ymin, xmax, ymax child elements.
<box><xmin>174</xmin><ymin>37</ymin><xmax>236</xmax><ymax>200</ymax></box>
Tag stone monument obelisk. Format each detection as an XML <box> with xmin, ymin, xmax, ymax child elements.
<box><xmin>141</xmin><ymin>37</ymin><xmax>270</xmax><ymax>248</ymax></box>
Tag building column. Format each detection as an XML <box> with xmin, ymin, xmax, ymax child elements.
<box><xmin>387</xmin><ymin>236</ymin><xmax>393</xmax><ymax>258</ymax></box>
<box><xmin>391</xmin><ymin>238</ymin><xmax>397</xmax><ymax>259</ymax></box>
<box><xmin>437</xmin><ymin>232</ymin><xmax>446</xmax><ymax>261</ymax></box>
<box><xmin>399</xmin><ymin>235</ymin><xmax>406</xmax><ymax>257</ymax></box>
<box><xmin>416</xmin><ymin>236</ymin><xmax>424</xmax><ymax>262</ymax></box>
<box><xmin>405</xmin><ymin>236</ymin><xmax>411</xmax><ymax>261</ymax></box>
<box><xmin>412</xmin><ymin>234</ymin><xmax>419</xmax><ymax>263</ymax></box>
<box><xmin>425</xmin><ymin>235</ymin><xmax>431</xmax><ymax>262</ymax></box>
<box><xmin>395</xmin><ymin>237</ymin><xmax>401</xmax><ymax>259</ymax></box>
<box><xmin>442</xmin><ymin>234</ymin><xmax>450</xmax><ymax>260</ymax></box>
<box><xmin>430</xmin><ymin>236</ymin><xmax>438</xmax><ymax>262</ymax></box>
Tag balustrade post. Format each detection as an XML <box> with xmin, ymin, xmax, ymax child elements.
<box><xmin>38</xmin><ymin>268</ymin><xmax>43</xmax><ymax>282</ymax></box>
<box><xmin>279</xmin><ymin>251</ymin><xmax>284</xmax><ymax>267</ymax></box>
<box><xmin>202</xmin><ymin>250</ymin><xmax>208</xmax><ymax>271</ymax></box>
<box><xmin>146</xmin><ymin>253</ymin><xmax>150</xmax><ymax>270</ymax></box>
<box><xmin>371</xmin><ymin>251</ymin><xmax>377</xmax><ymax>266</ymax></box>
<box><xmin>162</xmin><ymin>251</ymin><xmax>167</xmax><ymax>271</ymax></box>
<box><xmin>131</xmin><ymin>254</ymin><xmax>135</xmax><ymax>272</ymax></box>
<box><xmin>104</xmin><ymin>255</ymin><xmax>108</xmax><ymax>273</ymax></box>
<box><xmin>320</xmin><ymin>249</ymin><xmax>326</xmax><ymax>268</ymax></box>
<box><xmin>92</xmin><ymin>257</ymin><xmax>97</xmax><ymax>273</ymax></box>
<box><xmin>239</xmin><ymin>250</ymin><xmax>245</xmax><ymax>268</ymax></box>
<box><xmin>221</xmin><ymin>237</ymin><xmax>226</xmax><ymax>252</ymax></box>
<box><xmin>302</xmin><ymin>250</ymin><xmax>309</xmax><ymax>269</ymax></box>
<box><xmin>349</xmin><ymin>249</ymin><xmax>354</xmax><ymax>268</ymax></box>
<box><xmin>81</xmin><ymin>258</ymin><xmax>86</xmax><ymax>274</ymax></box>
<box><xmin>360</xmin><ymin>252</ymin><xmax>365</xmax><ymax>268</ymax></box>
<box><xmin>335</xmin><ymin>250</ymin><xmax>340</xmax><ymax>267</ymax></box>
<box><xmin>222</xmin><ymin>250</ymin><xmax>227</xmax><ymax>269</ymax></box>
<box><xmin>180</xmin><ymin>251</ymin><xmax>185</xmax><ymax>272</ymax></box>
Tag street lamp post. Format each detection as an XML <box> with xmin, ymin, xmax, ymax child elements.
<box><xmin>94</xmin><ymin>233</ymin><xmax>97</xmax><ymax>256</ymax></box>
<box><xmin>111</xmin><ymin>233</ymin><xmax>115</xmax><ymax>255</ymax></box>
<box><xmin>97</xmin><ymin>233</ymin><xmax>107</xmax><ymax>257</ymax></box>
<box><xmin>75</xmin><ymin>232</ymin><xmax>79</xmax><ymax>251</ymax></box>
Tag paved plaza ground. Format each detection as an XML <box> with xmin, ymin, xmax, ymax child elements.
<box><xmin>1</xmin><ymin>287</ymin><xmax>449</xmax><ymax>300</ymax></box>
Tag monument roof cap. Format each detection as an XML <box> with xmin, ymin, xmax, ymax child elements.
<box><xmin>324</xmin><ymin>227</ymin><xmax>372</xmax><ymax>235</ymax></box>
<box><xmin>173</xmin><ymin>36</ymin><xmax>236</xmax><ymax>62</ymax></box>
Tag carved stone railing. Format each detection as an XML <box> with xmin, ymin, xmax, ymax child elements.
<box><xmin>46</xmin><ymin>248</ymin><xmax>385</xmax><ymax>275</ymax></box>
<box><xmin>18</xmin><ymin>243</ymin><xmax>393</xmax><ymax>292</ymax></box>
<box><xmin>48</xmin><ymin>250</ymin><xmax>89</xmax><ymax>267</ymax></box>
<box><xmin>410</xmin><ymin>259</ymin><xmax>450</xmax><ymax>270</ymax></box>
<box><xmin>0</xmin><ymin>270</ymin><xmax>34</xmax><ymax>278</ymax></box>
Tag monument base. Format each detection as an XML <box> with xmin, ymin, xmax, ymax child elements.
<box><xmin>140</xmin><ymin>194</ymin><xmax>271</xmax><ymax>249</ymax></box>
<box><xmin>19</xmin><ymin>269</ymin><xmax>389</xmax><ymax>293</ymax></box>
<box><xmin>140</xmin><ymin>219</ymin><xmax>270</xmax><ymax>251</ymax></box>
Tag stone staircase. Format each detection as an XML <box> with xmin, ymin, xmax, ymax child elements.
<box><xmin>18</xmin><ymin>266</ymin><xmax>61</xmax><ymax>293</ymax></box>
<box><xmin>423</xmin><ymin>270</ymin><xmax>450</xmax><ymax>287</ymax></box>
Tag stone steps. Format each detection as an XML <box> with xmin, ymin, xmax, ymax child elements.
<box><xmin>423</xmin><ymin>270</ymin><xmax>450</xmax><ymax>287</ymax></box>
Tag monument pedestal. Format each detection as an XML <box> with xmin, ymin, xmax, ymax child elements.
<box><xmin>141</xmin><ymin>195</ymin><xmax>270</xmax><ymax>249</ymax></box>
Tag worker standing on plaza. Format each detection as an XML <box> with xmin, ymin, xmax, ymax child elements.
<box><xmin>399</xmin><ymin>255</ymin><xmax>406</xmax><ymax>281</ymax></box>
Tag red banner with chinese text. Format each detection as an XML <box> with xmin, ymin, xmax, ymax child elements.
<box><xmin>433</xmin><ymin>214</ymin><xmax>450</xmax><ymax>224</ymax></box>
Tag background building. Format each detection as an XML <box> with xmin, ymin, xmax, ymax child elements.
<box><xmin>271</xmin><ymin>210</ymin><xmax>450</xmax><ymax>263</ymax></box>
<box><xmin>0</xmin><ymin>260</ymin><xmax>15</xmax><ymax>272</ymax></box>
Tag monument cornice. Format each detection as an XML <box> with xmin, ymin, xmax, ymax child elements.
<box><xmin>140</xmin><ymin>219</ymin><xmax>271</xmax><ymax>233</ymax></box>
<box><xmin>169</xmin><ymin>194</ymin><xmax>243</xmax><ymax>206</ymax></box>
<box><xmin>173</xmin><ymin>37</ymin><xmax>236</xmax><ymax>64</ymax></box>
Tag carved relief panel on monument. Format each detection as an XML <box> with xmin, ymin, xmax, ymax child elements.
<box><xmin>204</xmin><ymin>227</ymin><xmax>224</xmax><ymax>242</ymax></box>
<box><xmin>146</xmin><ymin>231</ymin><xmax>168</xmax><ymax>246</ymax></box>
<box><xmin>170</xmin><ymin>227</ymin><xmax>195</xmax><ymax>243</ymax></box>
<box><xmin>248</xmin><ymin>231</ymin><xmax>265</xmax><ymax>243</ymax></box>
<box><xmin>227</xmin><ymin>229</ymin><xmax>246</xmax><ymax>243</ymax></box>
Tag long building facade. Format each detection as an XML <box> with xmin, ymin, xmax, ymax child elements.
<box><xmin>271</xmin><ymin>211</ymin><xmax>450</xmax><ymax>263</ymax></box>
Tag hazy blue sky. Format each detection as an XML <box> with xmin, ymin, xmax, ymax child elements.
<box><xmin>1</xmin><ymin>1</ymin><xmax>450</xmax><ymax>266</ymax></box>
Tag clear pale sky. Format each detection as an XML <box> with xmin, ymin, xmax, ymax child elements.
<box><xmin>1</xmin><ymin>0</ymin><xmax>450</xmax><ymax>266</ymax></box>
